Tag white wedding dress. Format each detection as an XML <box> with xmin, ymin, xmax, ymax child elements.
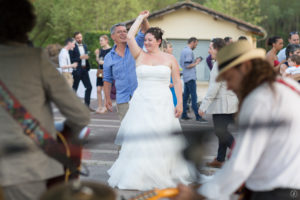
<box><xmin>107</xmin><ymin>65</ymin><xmax>195</xmax><ymax>190</ymax></box>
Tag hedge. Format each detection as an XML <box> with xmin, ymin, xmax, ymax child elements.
<box><xmin>84</xmin><ymin>31</ymin><xmax>114</xmax><ymax>69</ymax></box>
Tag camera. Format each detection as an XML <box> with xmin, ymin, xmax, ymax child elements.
<box><xmin>196</xmin><ymin>56</ymin><xmax>203</xmax><ymax>61</ymax></box>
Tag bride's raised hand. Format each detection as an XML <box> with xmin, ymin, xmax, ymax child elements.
<box><xmin>139</xmin><ymin>10</ymin><xmax>150</xmax><ymax>19</ymax></box>
<box><xmin>175</xmin><ymin>104</ymin><xmax>183</xmax><ymax>118</ymax></box>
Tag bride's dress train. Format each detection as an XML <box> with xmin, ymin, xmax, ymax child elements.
<box><xmin>107</xmin><ymin>65</ymin><xmax>195</xmax><ymax>190</ymax></box>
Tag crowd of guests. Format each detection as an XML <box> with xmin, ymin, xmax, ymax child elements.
<box><xmin>57</xmin><ymin>22</ymin><xmax>300</xmax><ymax>127</ymax></box>
<box><xmin>58</xmin><ymin>33</ymin><xmax>113</xmax><ymax>114</ymax></box>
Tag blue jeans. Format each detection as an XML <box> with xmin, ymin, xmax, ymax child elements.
<box><xmin>72</xmin><ymin>69</ymin><xmax>92</xmax><ymax>106</ymax></box>
<box><xmin>182</xmin><ymin>79</ymin><xmax>201</xmax><ymax>119</ymax></box>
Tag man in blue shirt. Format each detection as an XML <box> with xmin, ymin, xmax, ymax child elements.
<box><xmin>180</xmin><ymin>37</ymin><xmax>205</xmax><ymax>122</ymax></box>
<box><xmin>103</xmin><ymin>17</ymin><xmax>149</xmax><ymax>120</ymax></box>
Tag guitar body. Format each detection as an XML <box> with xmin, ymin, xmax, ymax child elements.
<box><xmin>129</xmin><ymin>188</ymin><xmax>179</xmax><ymax>200</ymax></box>
<box><xmin>129</xmin><ymin>184</ymin><xmax>250</xmax><ymax>200</ymax></box>
<box><xmin>47</xmin><ymin>123</ymin><xmax>90</xmax><ymax>188</ymax></box>
<box><xmin>59</xmin><ymin>124</ymin><xmax>82</xmax><ymax>179</ymax></box>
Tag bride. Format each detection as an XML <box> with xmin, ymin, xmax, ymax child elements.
<box><xmin>107</xmin><ymin>11</ymin><xmax>195</xmax><ymax>190</ymax></box>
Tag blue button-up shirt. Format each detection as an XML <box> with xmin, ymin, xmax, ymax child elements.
<box><xmin>180</xmin><ymin>46</ymin><xmax>197</xmax><ymax>83</ymax></box>
<box><xmin>103</xmin><ymin>31</ymin><xmax>145</xmax><ymax>104</ymax></box>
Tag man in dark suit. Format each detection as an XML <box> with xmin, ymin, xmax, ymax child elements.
<box><xmin>69</xmin><ymin>32</ymin><xmax>94</xmax><ymax>111</ymax></box>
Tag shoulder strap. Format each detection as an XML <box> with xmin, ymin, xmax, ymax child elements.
<box><xmin>277</xmin><ymin>79</ymin><xmax>300</xmax><ymax>96</ymax></box>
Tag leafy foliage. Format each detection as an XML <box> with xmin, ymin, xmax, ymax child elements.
<box><xmin>203</xmin><ymin>0</ymin><xmax>265</xmax><ymax>25</ymax></box>
<box><xmin>30</xmin><ymin>0</ymin><xmax>178</xmax><ymax>47</ymax></box>
<box><xmin>257</xmin><ymin>0</ymin><xmax>300</xmax><ymax>48</ymax></box>
<box><xmin>30</xmin><ymin>0</ymin><xmax>299</xmax><ymax>50</ymax></box>
<box><xmin>194</xmin><ymin>0</ymin><xmax>299</xmax><ymax>47</ymax></box>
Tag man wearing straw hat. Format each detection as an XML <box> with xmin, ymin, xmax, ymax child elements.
<box><xmin>172</xmin><ymin>41</ymin><xmax>300</xmax><ymax>200</ymax></box>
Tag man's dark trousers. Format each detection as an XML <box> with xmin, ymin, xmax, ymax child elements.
<box><xmin>72</xmin><ymin>69</ymin><xmax>92</xmax><ymax>106</ymax></box>
<box><xmin>182</xmin><ymin>79</ymin><xmax>201</xmax><ymax>119</ymax></box>
<box><xmin>212</xmin><ymin>113</ymin><xmax>235</xmax><ymax>162</ymax></box>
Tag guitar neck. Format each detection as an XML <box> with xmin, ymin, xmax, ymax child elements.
<box><xmin>129</xmin><ymin>184</ymin><xmax>201</xmax><ymax>200</ymax></box>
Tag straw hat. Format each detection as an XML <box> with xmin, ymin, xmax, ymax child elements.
<box><xmin>216</xmin><ymin>41</ymin><xmax>266</xmax><ymax>81</ymax></box>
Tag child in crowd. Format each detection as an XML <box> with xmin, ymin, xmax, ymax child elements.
<box><xmin>284</xmin><ymin>54</ymin><xmax>300</xmax><ymax>75</ymax></box>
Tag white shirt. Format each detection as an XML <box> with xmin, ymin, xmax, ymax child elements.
<box><xmin>199</xmin><ymin>78</ymin><xmax>300</xmax><ymax>199</ymax></box>
<box><xmin>58</xmin><ymin>48</ymin><xmax>72</xmax><ymax>73</ymax></box>
<box><xmin>285</xmin><ymin>66</ymin><xmax>300</xmax><ymax>74</ymax></box>
<box><xmin>77</xmin><ymin>44</ymin><xmax>86</xmax><ymax>66</ymax></box>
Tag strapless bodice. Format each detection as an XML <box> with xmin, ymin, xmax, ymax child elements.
<box><xmin>136</xmin><ymin>65</ymin><xmax>171</xmax><ymax>87</ymax></box>
<box><xmin>133</xmin><ymin>65</ymin><xmax>172</xmax><ymax>102</ymax></box>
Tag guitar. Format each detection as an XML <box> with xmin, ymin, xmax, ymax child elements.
<box><xmin>47</xmin><ymin>122</ymin><xmax>90</xmax><ymax>188</ymax></box>
<box><xmin>128</xmin><ymin>186</ymin><xmax>250</xmax><ymax>200</ymax></box>
<box><xmin>129</xmin><ymin>188</ymin><xmax>179</xmax><ymax>200</ymax></box>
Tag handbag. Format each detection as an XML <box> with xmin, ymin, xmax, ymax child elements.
<box><xmin>96</xmin><ymin>69</ymin><xmax>103</xmax><ymax>78</ymax></box>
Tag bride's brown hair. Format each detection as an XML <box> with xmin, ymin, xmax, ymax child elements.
<box><xmin>145</xmin><ymin>27</ymin><xmax>164</xmax><ymax>47</ymax></box>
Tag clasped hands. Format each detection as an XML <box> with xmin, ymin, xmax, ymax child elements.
<box><xmin>80</xmin><ymin>54</ymin><xmax>89</xmax><ymax>60</ymax></box>
<box><xmin>139</xmin><ymin>10</ymin><xmax>150</xmax><ymax>20</ymax></box>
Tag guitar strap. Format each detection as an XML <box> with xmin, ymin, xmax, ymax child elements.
<box><xmin>0</xmin><ymin>79</ymin><xmax>75</xmax><ymax>172</ymax></box>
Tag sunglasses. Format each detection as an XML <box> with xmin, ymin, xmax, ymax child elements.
<box><xmin>290</xmin><ymin>31</ymin><xmax>299</xmax><ymax>36</ymax></box>
<box><xmin>110</xmin><ymin>23</ymin><xmax>126</xmax><ymax>34</ymax></box>
<box><xmin>113</xmin><ymin>23</ymin><xmax>125</xmax><ymax>27</ymax></box>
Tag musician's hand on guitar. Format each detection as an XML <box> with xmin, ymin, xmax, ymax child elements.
<box><xmin>171</xmin><ymin>184</ymin><xmax>205</xmax><ymax>200</ymax></box>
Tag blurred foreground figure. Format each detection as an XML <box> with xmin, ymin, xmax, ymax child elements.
<box><xmin>173</xmin><ymin>41</ymin><xmax>300</xmax><ymax>200</ymax></box>
<box><xmin>40</xmin><ymin>181</ymin><xmax>116</xmax><ymax>200</ymax></box>
<box><xmin>0</xmin><ymin>0</ymin><xmax>90</xmax><ymax>200</ymax></box>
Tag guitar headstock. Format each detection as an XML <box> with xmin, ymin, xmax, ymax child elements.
<box><xmin>129</xmin><ymin>188</ymin><xmax>179</xmax><ymax>200</ymax></box>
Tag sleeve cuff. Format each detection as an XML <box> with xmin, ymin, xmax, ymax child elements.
<box><xmin>103</xmin><ymin>78</ymin><xmax>113</xmax><ymax>83</ymax></box>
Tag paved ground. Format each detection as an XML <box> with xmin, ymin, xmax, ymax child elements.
<box><xmin>54</xmin><ymin>99</ymin><xmax>238</xmax><ymax>200</ymax></box>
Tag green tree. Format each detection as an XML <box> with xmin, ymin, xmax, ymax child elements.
<box><xmin>187</xmin><ymin>0</ymin><xmax>299</xmax><ymax>47</ymax></box>
<box><xmin>258</xmin><ymin>0</ymin><xmax>300</xmax><ymax>48</ymax></box>
<box><xmin>203</xmin><ymin>0</ymin><xmax>265</xmax><ymax>25</ymax></box>
<box><xmin>140</xmin><ymin>0</ymin><xmax>178</xmax><ymax>11</ymax></box>
<box><xmin>31</xmin><ymin>0</ymin><xmax>143</xmax><ymax>46</ymax></box>
<box><xmin>31</xmin><ymin>0</ymin><xmax>97</xmax><ymax>46</ymax></box>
